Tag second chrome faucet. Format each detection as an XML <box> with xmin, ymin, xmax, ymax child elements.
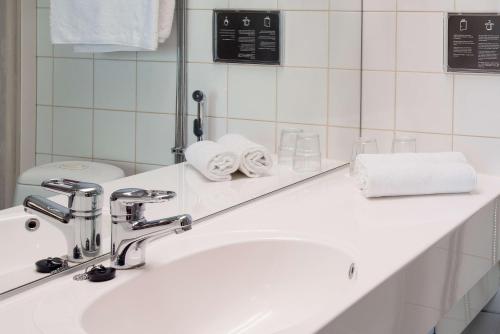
<box><xmin>109</xmin><ymin>188</ymin><xmax>193</xmax><ymax>270</ymax></box>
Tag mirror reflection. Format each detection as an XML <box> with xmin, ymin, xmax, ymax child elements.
<box><xmin>0</xmin><ymin>0</ymin><xmax>362</xmax><ymax>297</ymax></box>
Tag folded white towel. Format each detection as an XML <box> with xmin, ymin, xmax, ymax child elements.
<box><xmin>185</xmin><ymin>141</ymin><xmax>240</xmax><ymax>182</ymax></box>
<box><xmin>218</xmin><ymin>134</ymin><xmax>273</xmax><ymax>178</ymax></box>
<box><xmin>355</xmin><ymin>153</ymin><xmax>477</xmax><ymax>198</ymax></box>
<box><xmin>51</xmin><ymin>0</ymin><xmax>168</xmax><ymax>52</ymax></box>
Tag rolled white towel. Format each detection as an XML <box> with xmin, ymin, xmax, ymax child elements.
<box><xmin>185</xmin><ymin>141</ymin><xmax>240</xmax><ymax>182</ymax></box>
<box><xmin>218</xmin><ymin>134</ymin><xmax>273</xmax><ymax>178</ymax></box>
<box><xmin>355</xmin><ymin>153</ymin><xmax>477</xmax><ymax>198</ymax></box>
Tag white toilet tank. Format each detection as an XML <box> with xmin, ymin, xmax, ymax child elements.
<box><xmin>13</xmin><ymin>161</ymin><xmax>126</xmax><ymax>206</ymax></box>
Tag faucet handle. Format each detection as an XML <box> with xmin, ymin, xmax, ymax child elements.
<box><xmin>110</xmin><ymin>189</ymin><xmax>176</xmax><ymax>220</ymax></box>
<box><xmin>110</xmin><ymin>189</ymin><xmax>176</xmax><ymax>204</ymax></box>
<box><xmin>41</xmin><ymin>179</ymin><xmax>104</xmax><ymax>212</ymax></box>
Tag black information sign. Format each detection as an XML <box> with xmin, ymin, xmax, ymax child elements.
<box><xmin>213</xmin><ymin>10</ymin><xmax>280</xmax><ymax>65</ymax></box>
<box><xmin>448</xmin><ymin>13</ymin><xmax>500</xmax><ymax>73</ymax></box>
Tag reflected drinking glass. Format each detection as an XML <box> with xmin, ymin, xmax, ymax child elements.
<box><xmin>392</xmin><ymin>136</ymin><xmax>417</xmax><ymax>153</ymax></box>
<box><xmin>293</xmin><ymin>132</ymin><xmax>321</xmax><ymax>173</ymax></box>
<box><xmin>278</xmin><ymin>128</ymin><xmax>303</xmax><ymax>166</ymax></box>
<box><xmin>350</xmin><ymin>137</ymin><xmax>378</xmax><ymax>175</ymax></box>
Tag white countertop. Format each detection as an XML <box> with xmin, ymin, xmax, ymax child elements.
<box><xmin>2</xmin><ymin>166</ymin><xmax>500</xmax><ymax>333</ymax></box>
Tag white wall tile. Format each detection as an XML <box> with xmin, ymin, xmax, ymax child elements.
<box><xmin>227</xmin><ymin>119</ymin><xmax>276</xmax><ymax>152</ymax></box>
<box><xmin>187</xmin><ymin>10</ymin><xmax>213</xmax><ymax>62</ymax></box>
<box><xmin>188</xmin><ymin>0</ymin><xmax>229</xmax><ymax>9</ymax></box>
<box><xmin>397</xmin><ymin>0</ymin><xmax>454</xmax><ymax>11</ymax></box>
<box><xmin>36</xmin><ymin>106</ymin><xmax>52</xmax><ymax>154</ymax></box>
<box><xmin>136</xmin><ymin>113</ymin><xmax>176</xmax><ymax>165</ymax></box>
<box><xmin>328</xmin><ymin>126</ymin><xmax>359</xmax><ymax>162</ymax></box>
<box><xmin>230</xmin><ymin>0</ymin><xmax>277</xmax><ymax>8</ymax></box>
<box><xmin>330</xmin><ymin>0</ymin><xmax>362</xmax><ymax>10</ymax></box>
<box><xmin>454</xmin><ymin>75</ymin><xmax>500</xmax><ymax>137</ymax></box>
<box><xmin>277</xmin><ymin>67</ymin><xmax>328</xmax><ymax>125</ymax></box>
<box><xmin>363</xmin><ymin>12</ymin><xmax>396</xmax><ymax>71</ymax></box>
<box><xmin>52</xmin><ymin>155</ymin><xmax>92</xmax><ymax>162</ymax></box>
<box><xmin>329</xmin><ymin>69</ymin><xmax>361</xmax><ymax>127</ymax></box>
<box><xmin>362</xmin><ymin>0</ymin><xmax>395</xmax><ymax>11</ymax></box>
<box><xmin>37</xmin><ymin>0</ymin><xmax>50</xmax><ymax>8</ymax></box>
<box><xmin>283</xmin><ymin>11</ymin><xmax>329</xmax><ymax>68</ymax></box>
<box><xmin>362</xmin><ymin>71</ymin><xmax>395</xmax><ymax>130</ymax></box>
<box><xmin>137</xmin><ymin>62</ymin><xmax>177</xmax><ymax>114</ymax></box>
<box><xmin>396</xmin><ymin>72</ymin><xmax>453</xmax><ymax>134</ymax></box>
<box><xmin>455</xmin><ymin>0</ymin><xmax>500</xmax><ymax>12</ymax></box>
<box><xmin>397</xmin><ymin>12</ymin><xmax>445</xmax><ymax>73</ymax></box>
<box><xmin>37</xmin><ymin>9</ymin><xmax>52</xmax><ymax>57</ymax></box>
<box><xmin>136</xmin><ymin>163</ymin><xmax>164</xmax><ymax>174</ymax></box>
<box><xmin>94</xmin><ymin>60</ymin><xmax>136</xmax><ymax>111</ymax></box>
<box><xmin>94</xmin><ymin>52</ymin><xmax>137</xmax><ymax>61</ymax></box>
<box><xmin>187</xmin><ymin>63</ymin><xmax>228</xmax><ymax>117</ymax></box>
<box><xmin>93</xmin><ymin>110</ymin><xmax>136</xmax><ymax>162</ymax></box>
<box><xmin>454</xmin><ymin>136</ymin><xmax>500</xmax><ymax>174</ymax></box>
<box><xmin>53</xmin><ymin>107</ymin><xmax>93</xmax><ymax>158</ymax></box>
<box><xmin>53</xmin><ymin>58</ymin><xmax>93</xmax><ymax>108</ymax></box>
<box><xmin>37</xmin><ymin>58</ymin><xmax>53</xmax><ymax>105</ymax></box>
<box><xmin>279</xmin><ymin>0</ymin><xmax>328</xmax><ymax>10</ymax></box>
<box><xmin>228</xmin><ymin>65</ymin><xmax>276</xmax><ymax>121</ymax></box>
<box><xmin>330</xmin><ymin>11</ymin><xmax>362</xmax><ymax>69</ymax></box>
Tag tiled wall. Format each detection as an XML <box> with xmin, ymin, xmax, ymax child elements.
<box><xmin>35</xmin><ymin>0</ymin><xmax>362</xmax><ymax>175</ymax></box>
<box><xmin>361</xmin><ymin>0</ymin><xmax>500</xmax><ymax>175</ymax></box>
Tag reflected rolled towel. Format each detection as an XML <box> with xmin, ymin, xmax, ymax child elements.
<box><xmin>355</xmin><ymin>153</ymin><xmax>477</xmax><ymax>198</ymax></box>
<box><xmin>185</xmin><ymin>141</ymin><xmax>240</xmax><ymax>182</ymax></box>
<box><xmin>218</xmin><ymin>134</ymin><xmax>273</xmax><ymax>178</ymax></box>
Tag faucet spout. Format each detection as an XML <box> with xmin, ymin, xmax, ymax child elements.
<box><xmin>23</xmin><ymin>179</ymin><xmax>104</xmax><ymax>263</ymax></box>
<box><xmin>109</xmin><ymin>188</ymin><xmax>192</xmax><ymax>270</ymax></box>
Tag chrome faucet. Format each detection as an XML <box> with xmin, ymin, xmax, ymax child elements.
<box><xmin>109</xmin><ymin>188</ymin><xmax>192</xmax><ymax>270</ymax></box>
<box><xmin>23</xmin><ymin>179</ymin><xmax>104</xmax><ymax>263</ymax></box>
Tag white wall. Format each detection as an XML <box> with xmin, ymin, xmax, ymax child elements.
<box><xmin>35</xmin><ymin>0</ymin><xmax>362</xmax><ymax>175</ymax></box>
<box><xmin>361</xmin><ymin>0</ymin><xmax>500</xmax><ymax>175</ymax></box>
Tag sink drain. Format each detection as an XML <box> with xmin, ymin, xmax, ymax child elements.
<box><xmin>25</xmin><ymin>218</ymin><xmax>40</xmax><ymax>232</ymax></box>
<box><xmin>348</xmin><ymin>263</ymin><xmax>356</xmax><ymax>280</ymax></box>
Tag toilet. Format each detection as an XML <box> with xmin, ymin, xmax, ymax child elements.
<box><xmin>13</xmin><ymin>161</ymin><xmax>126</xmax><ymax>206</ymax></box>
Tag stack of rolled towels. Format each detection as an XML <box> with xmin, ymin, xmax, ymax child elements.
<box><xmin>185</xmin><ymin>134</ymin><xmax>273</xmax><ymax>182</ymax></box>
<box><xmin>354</xmin><ymin>152</ymin><xmax>477</xmax><ymax>198</ymax></box>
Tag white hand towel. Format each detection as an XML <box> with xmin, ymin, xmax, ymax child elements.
<box><xmin>51</xmin><ymin>0</ymin><xmax>161</xmax><ymax>52</ymax></box>
<box><xmin>185</xmin><ymin>141</ymin><xmax>240</xmax><ymax>182</ymax></box>
<box><xmin>355</xmin><ymin>153</ymin><xmax>477</xmax><ymax>198</ymax></box>
<box><xmin>218</xmin><ymin>134</ymin><xmax>273</xmax><ymax>178</ymax></box>
<box><xmin>158</xmin><ymin>0</ymin><xmax>176</xmax><ymax>43</ymax></box>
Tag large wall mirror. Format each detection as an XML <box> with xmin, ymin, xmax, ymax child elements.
<box><xmin>0</xmin><ymin>0</ymin><xmax>362</xmax><ymax>297</ymax></box>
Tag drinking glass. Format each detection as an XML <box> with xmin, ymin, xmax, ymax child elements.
<box><xmin>350</xmin><ymin>137</ymin><xmax>378</xmax><ymax>175</ymax></box>
<box><xmin>392</xmin><ymin>136</ymin><xmax>417</xmax><ymax>153</ymax></box>
<box><xmin>278</xmin><ymin>128</ymin><xmax>303</xmax><ymax>166</ymax></box>
<box><xmin>293</xmin><ymin>132</ymin><xmax>321</xmax><ymax>173</ymax></box>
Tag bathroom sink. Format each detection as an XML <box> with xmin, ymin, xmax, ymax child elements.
<box><xmin>0</xmin><ymin>213</ymin><xmax>66</xmax><ymax>292</ymax></box>
<box><xmin>81</xmin><ymin>239</ymin><xmax>355</xmax><ymax>334</ymax></box>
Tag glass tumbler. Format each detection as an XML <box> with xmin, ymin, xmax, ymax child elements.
<box><xmin>278</xmin><ymin>128</ymin><xmax>303</xmax><ymax>166</ymax></box>
<box><xmin>392</xmin><ymin>136</ymin><xmax>417</xmax><ymax>153</ymax></box>
<box><xmin>350</xmin><ymin>137</ymin><xmax>379</xmax><ymax>175</ymax></box>
<box><xmin>293</xmin><ymin>132</ymin><xmax>322</xmax><ymax>173</ymax></box>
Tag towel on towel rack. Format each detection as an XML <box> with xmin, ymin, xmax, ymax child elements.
<box><xmin>51</xmin><ymin>0</ymin><xmax>176</xmax><ymax>53</ymax></box>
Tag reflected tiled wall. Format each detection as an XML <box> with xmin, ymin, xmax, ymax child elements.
<box><xmin>35</xmin><ymin>0</ymin><xmax>362</xmax><ymax>175</ymax></box>
<box><xmin>361</xmin><ymin>0</ymin><xmax>500</xmax><ymax>175</ymax></box>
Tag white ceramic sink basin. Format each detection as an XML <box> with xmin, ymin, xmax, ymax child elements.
<box><xmin>81</xmin><ymin>239</ymin><xmax>354</xmax><ymax>334</ymax></box>
<box><xmin>0</xmin><ymin>213</ymin><xmax>66</xmax><ymax>292</ymax></box>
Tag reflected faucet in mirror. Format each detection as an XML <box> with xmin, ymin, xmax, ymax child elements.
<box><xmin>23</xmin><ymin>179</ymin><xmax>104</xmax><ymax>263</ymax></box>
<box><xmin>110</xmin><ymin>188</ymin><xmax>192</xmax><ymax>270</ymax></box>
